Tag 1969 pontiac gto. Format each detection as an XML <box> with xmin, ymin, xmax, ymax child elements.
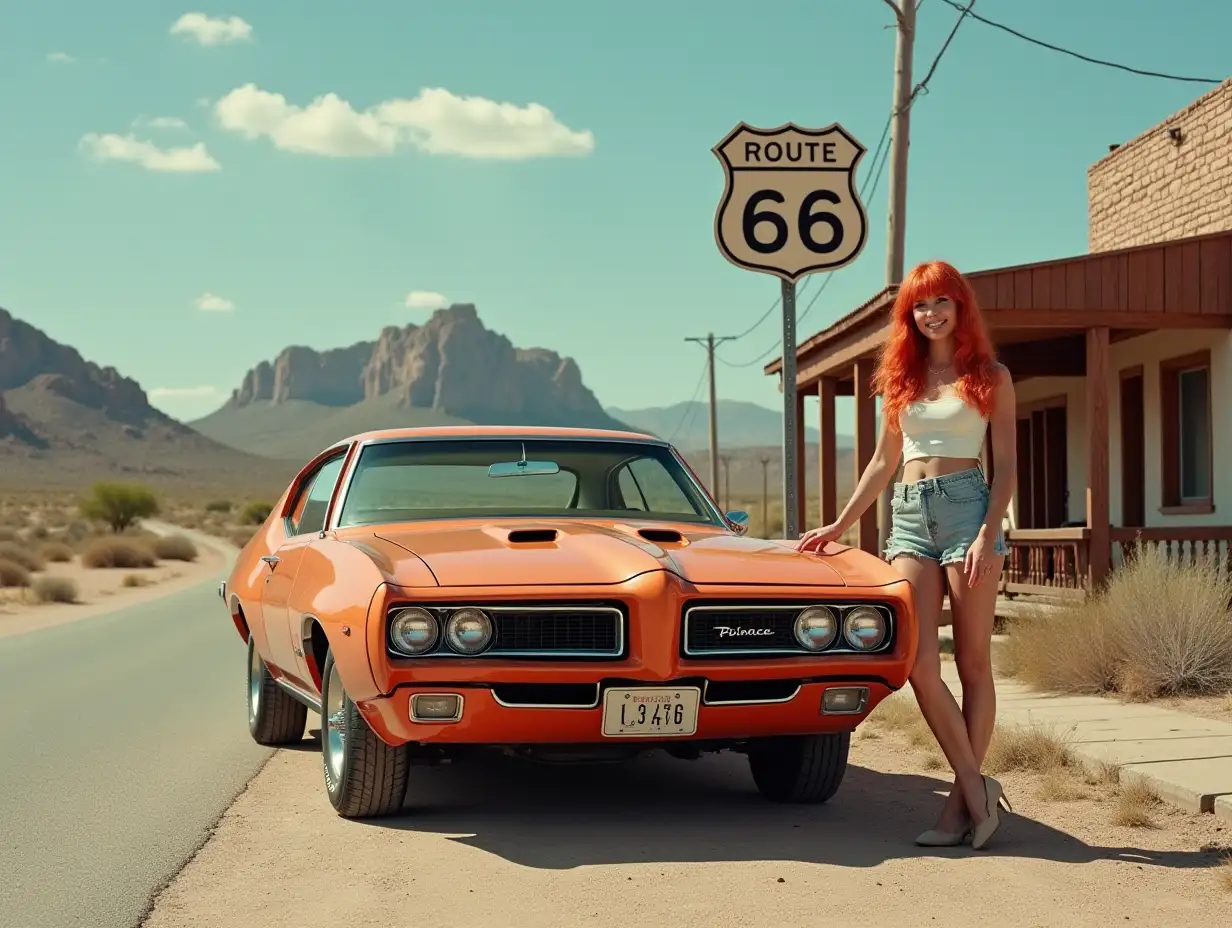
<box><xmin>220</xmin><ymin>426</ymin><xmax>919</xmax><ymax>818</ymax></box>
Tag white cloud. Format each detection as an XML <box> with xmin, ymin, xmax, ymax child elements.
<box><xmin>213</xmin><ymin>83</ymin><xmax>594</xmax><ymax>160</ymax></box>
<box><xmin>148</xmin><ymin>385</ymin><xmax>220</xmax><ymax>400</ymax></box>
<box><xmin>145</xmin><ymin>116</ymin><xmax>188</xmax><ymax>130</ymax></box>
<box><xmin>47</xmin><ymin>51</ymin><xmax>75</xmax><ymax>64</ymax></box>
<box><xmin>79</xmin><ymin>133</ymin><xmax>220</xmax><ymax>172</ymax></box>
<box><xmin>170</xmin><ymin>13</ymin><xmax>253</xmax><ymax>46</ymax></box>
<box><xmin>196</xmin><ymin>292</ymin><xmax>235</xmax><ymax>312</ymax></box>
<box><xmin>405</xmin><ymin>291</ymin><xmax>449</xmax><ymax>310</ymax></box>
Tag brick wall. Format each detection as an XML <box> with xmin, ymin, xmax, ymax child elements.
<box><xmin>1087</xmin><ymin>78</ymin><xmax>1232</xmax><ymax>252</ymax></box>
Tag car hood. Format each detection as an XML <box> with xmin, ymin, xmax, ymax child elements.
<box><xmin>365</xmin><ymin>521</ymin><xmax>870</xmax><ymax>588</ymax></box>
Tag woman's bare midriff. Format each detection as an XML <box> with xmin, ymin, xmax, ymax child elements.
<box><xmin>900</xmin><ymin>456</ymin><xmax>982</xmax><ymax>482</ymax></box>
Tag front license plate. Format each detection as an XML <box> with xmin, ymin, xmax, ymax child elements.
<box><xmin>601</xmin><ymin>686</ymin><xmax>701</xmax><ymax>738</ymax></box>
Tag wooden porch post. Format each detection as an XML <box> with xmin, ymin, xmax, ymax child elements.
<box><xmin>819</xmin><ymin>377</ymin><xmax>838</xmax><ymax>526</ymax></box>
<box><xmin>1086</xmin><ymin>327</ymin><xmax>1111</xmax><ymax>588</ymax></box>
<box><xmin>794</xmin><ymin>388</ymin><xmax>807</xmax><ymax>532</ymax></box>
<box><xmin>854</xmin><ymin>358</ymin><xmax>879</xmax><ymax>553</ymax></box>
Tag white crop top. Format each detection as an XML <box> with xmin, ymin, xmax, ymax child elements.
<box><xmin>900</xmin><ymin>385</ymin><xmax>988</xmax><ymax>463</ymax></box>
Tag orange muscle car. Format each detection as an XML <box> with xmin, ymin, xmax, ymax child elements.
<box><xmin>220</xmin><ymin>426</ymin><xmax>918</xmax><ymax>818</ymax></box>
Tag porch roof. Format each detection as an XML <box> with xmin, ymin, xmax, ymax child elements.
<box><xmin>765</xmin><ymin>228</ymin><xmax>1232</xmax><ymax>388</ymax></box>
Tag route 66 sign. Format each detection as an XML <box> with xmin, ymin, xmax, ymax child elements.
<box><xmin>712</xmin><ymin>122</ymin><xmax>868</xmax><ymax>282</ymax></box>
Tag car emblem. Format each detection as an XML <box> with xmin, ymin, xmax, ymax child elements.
<box><xmin>714</xmin><ymin>625</ymin><xmax>775</xmax><ymax>638</ymax></box>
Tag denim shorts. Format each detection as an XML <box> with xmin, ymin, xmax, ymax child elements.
<box><xmin>884</xmin><ymin>467</ymin><xmax>1008</xmax><ymax>567</ymax></box>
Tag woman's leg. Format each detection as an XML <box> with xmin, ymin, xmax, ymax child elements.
<box><xmin>934</xmin><ymin>552</ymin><xmax>1005</xmax><ymax>826</ymax></box>
<box><xmin>890</xmin><ymin>555</ymin><xmax>990</xmax><ymax>829</ymax></box>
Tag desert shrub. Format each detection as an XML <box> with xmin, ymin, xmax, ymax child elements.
<box><xmin>152</xmin><ymin>534</ymin><xmax>198</xmax><ymax>562</ymax></box>
<box><xmin>1001</xmin><ymin>543</ymin><xmax>1232</xmax><ymax>699</ymax></box>
<box><xmin>204</xmin><ymin>499</ymin><xmax>232</xmax><ymax>513</ymax></box>
<box><xmin>0</xmin><ymin>542</ymin><xmax>44</xmax><ymax>573</ymax></box>
<box><xmin>0</xmin><ymin>559</ymin><xmax>31</xmax><ymax>587</ymax></box>
<box><xmin>79</xmin><ymin>482</ymin><xmax>160</xmax><ymax>534</ymax></box>
<box><xmin>80</xmin><ymin>537</ymin><xmax>156</xmax><ymax>569</ymax></box>
<box><xmin>39</xmin><ymin>542</ymin><xmax>74</xmax><ymax>563</ymax></box>
<box><xmin>32</xmin><ymin>576</ymin><xmax>78</xmax><ymax>604</ymax></box>
<box><xmin>122</xmin><ymin>574</ymin><xmax>151</xmax><ymax>588</ymax></box>
<box><xmin>239</xmin><ymin>500</ymin><xmax>273</xmax><ymax>525</ymax></box>
<box><xmin>229</xmin><ymin>528</ymin><xmax>255</xmax><ymax>548</ymax></box>
<box><xmin>28</xmin><ymin>524</ymin><xmax>49</xmax><ymax>541</ymax></box>
<box><xmin>61</xmin><ymin>520</ymin><xmax>93</xmax><ymax>544</ymax></box>
<box><xmin>0</xmin><ymin>528</ymin><xmax>20</xmax><ymax>543</ymax></box>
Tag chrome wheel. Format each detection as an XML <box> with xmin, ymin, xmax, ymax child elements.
<box><xmin>247</xmin><ymin>638</ymin><xmax>263</xmax><ymax>724</ymax></box>
<box><xmin>324</xmin><ymin>660</ymin><xmax>347</xmax><ymax>783</ymax></box>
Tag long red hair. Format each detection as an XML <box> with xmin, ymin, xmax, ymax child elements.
<box><xmin>873</xmin><ymin>260</ymin><xmax>998</xmax><ymax>432</ymax></box>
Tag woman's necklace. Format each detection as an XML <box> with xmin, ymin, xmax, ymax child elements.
<box><xmin>928</xmin><ymin>361</ymin><xmax>953</xmax><ymax>377</ymax></box>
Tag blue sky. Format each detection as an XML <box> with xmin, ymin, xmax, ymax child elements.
<box><xmin>1</xmin><ymin>1</ymin><xmax>1228</xmax><ymax>436</ymax></box>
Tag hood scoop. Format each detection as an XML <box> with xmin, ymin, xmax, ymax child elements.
<box><xmin>637</xmin><ymin>528</ymin><xmax>685</xmax><ymax>544</ymax></box>
<box><xmin>506</xmin><ymin>528</ymin><xmax>559</xmax><ymax>544</ymax></box>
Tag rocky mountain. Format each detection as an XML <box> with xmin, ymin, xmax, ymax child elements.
<box><xmin>194</xmin><ymin>304</ymin><xmax>631</xmax><ymax>459</ymax></box>
<box><xmin>0</xmin><ymin>307</ymin><xmax>294</xmax><ymax>491</ymax></box>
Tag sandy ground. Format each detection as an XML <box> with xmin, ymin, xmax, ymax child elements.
<box><xmin>141</xmin><ymin>717</ymin><xmax>1232</xmax><ymax>928</ymax></box>
<box><xmin>0</xmin><ymin>527</ymin><xmax>229</xmax><ymax>639</ymax></box>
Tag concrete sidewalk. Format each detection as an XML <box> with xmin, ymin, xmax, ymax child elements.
<box><xmin>915</xmin><ymin>657</ymin><xmax>1232</xmax><ymax>823</ymax></box>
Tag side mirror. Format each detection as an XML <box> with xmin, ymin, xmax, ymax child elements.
<box><xmin>725</xmin><ymin>510</ymin><xmax>750</xmax><ymax>535</ymax></box>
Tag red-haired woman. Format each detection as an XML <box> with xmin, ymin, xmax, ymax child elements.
<box><xmin>797</xmin><ymin>259</ymin><xmax>1016</xmax><ymax>850</ymax></box>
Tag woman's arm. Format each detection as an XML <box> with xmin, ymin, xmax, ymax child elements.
<box><xmin>979</xmin><ymin>365</ymin><xmax>1017</xmax><ymax>540</ymax></box>
<box><xmin>832</xmin><ymin>411</ymin><xmax>903</xmax><ymax>534</ymax></box>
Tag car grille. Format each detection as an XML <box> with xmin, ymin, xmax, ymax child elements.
<box><xmin>387</xmin><ymin>603</ymin><xmax>624</xmax><ymax>658</ymax></box>
<box><xmin>682</xmin><ymin>602</ymin><xmax>895</xmax><ymax>657</ymax></box>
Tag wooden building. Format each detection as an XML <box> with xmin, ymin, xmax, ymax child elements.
<box><xmin>766</xmin><ymin>80</ymin><xmax>1232</xmax><ymax>596</ymax></box>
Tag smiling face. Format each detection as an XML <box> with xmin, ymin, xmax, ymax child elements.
<box><xmin>912</xmin><ymin>294</ymin><xmax>958</xmax><ymax>342</ymax></box>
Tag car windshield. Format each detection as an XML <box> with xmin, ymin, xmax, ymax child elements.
<box><xmin>335</xmin><ymin>438</ymin><xmax>720</xmax><ymax>527</ymax></box>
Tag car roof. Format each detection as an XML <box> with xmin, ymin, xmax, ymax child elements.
<box><xmin>333</xmin><ymin>425</ymin><xmax>666</xmax><ymax>447</ymax></box>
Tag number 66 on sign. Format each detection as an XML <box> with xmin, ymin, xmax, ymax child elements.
<box><xmin>712</xmin><ymin>122</ymin><xmax>868</xmax><ymax>281</ymax></box>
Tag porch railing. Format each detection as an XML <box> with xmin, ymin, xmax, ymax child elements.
<box><xmin>1002</xmin><ymin>526</ymin><xmax>1232</xmax><ymax>597</ymax></box>
<box><xmin>1002</xmin><ymin>528</ymin><xmax>1090</xmax><ymax>597</ymax></box>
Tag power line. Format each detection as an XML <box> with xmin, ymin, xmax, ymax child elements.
<box><xmin>934</xmin><ymin>0</ymin><xmax>1225</xmax><ymax>84</ymax></box>
<box><xmin>665</xmin><ymin>359</ymin><xmax>709</xmax><ymax>444</ymax></box>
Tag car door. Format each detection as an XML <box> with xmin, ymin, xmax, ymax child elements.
<box><xmin>260</xmin><ymin>451</ymin><xmax>347</xmax><ymax>689</ymax></box>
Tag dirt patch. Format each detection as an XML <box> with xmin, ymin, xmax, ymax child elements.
<box><xmin>140</xmin><ymin>706</ymin><xmax>1232</xmax><ymax>928</ymax></box>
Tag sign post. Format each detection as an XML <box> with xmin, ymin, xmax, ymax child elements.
<box><xmin>711</xmin><ymin>123</ymin><xmax>868</xmax><ymax>538</ymax></box>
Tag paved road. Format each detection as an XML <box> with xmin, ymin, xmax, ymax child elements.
<box><xmin>0</xmin><ymin>559</ymin><xmax>273</xmax><ymax>928</ymax></box>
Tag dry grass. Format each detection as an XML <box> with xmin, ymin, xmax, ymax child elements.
<box><xmin>1110</xmin><ymin>778</ymin><xmax>1162</xmax><ymax>828</ymax></box>
<box><xmin>999</xmin><ymin>545</ymin><xmax>1232</xmax><ymax>700</ymax></box>
<box><xmin>0</xmin><ymin>559</ymin><xmax>31</xmax><ymax>588</ymax></box>
<box><xmin>1218</xmin><ymin>855</ymin><xmax>1232</xmax><ymax>894</ymax></box>
<box><xmin>151</xmin><ymin>534</ymin><xmax>198</xmax><ymax>562</ymax></box>
<box><xmin>80</xmin><ymin>537</ymin><xmax>157</xmax><ymax>569</ymax></box>
<box><xmin>0</xmin><ymin>541</ymin><xmax>44</xmax><ymax>573</ymax></box>
<box><xmin>39</xmin><ymin>542</ymin><xmax>74</xmax><ymax>563</ymax></box>
<box><xmin>122</xmin><ymin>574</ymin><xmax>153</xmax><ymax>588</ymax></box>
<box><xmin>31</xmin><ymin>575</ymin><xmax>78</xmax><ymax>604</ymax></box>
<box><xmin>983</xmin><ymin>721</ymin><xmax>1075</xmax><ymax>775</ymax></box>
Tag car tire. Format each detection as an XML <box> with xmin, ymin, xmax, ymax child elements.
<box><xmin>247</xmin><ymin>635</ymin><xmax>308</xmax><ymax>745</ymax></box>
<box><xmin>320</xmin><ymin>650</ymin><xmax>409</xmax><ymax>819</ymax></box>
<box><xmin>747</xmin><ymin>733</ymin><xmax>850</xmax><ymax>804</ymax></box>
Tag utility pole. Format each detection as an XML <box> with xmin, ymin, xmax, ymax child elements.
<box><xmin>720</xmin><ymin>454</ymin><xmax>732</xmax><ymax>512</ymax></box>
<box><xmin>879</xmin><ymin>0</ymin><xmax>919</xmax><ymax>548</ymax></box>
<box><xmin>685</xmin><ymin>332</ymin><xmax>738</xmax><ymax>504</ymax></box>
<box><xmin>759</xmin><ymin>455</ymin><xmax>771</xmax><ymax>538</ymax></box>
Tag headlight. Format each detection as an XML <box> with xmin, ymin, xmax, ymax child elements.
<box><xmin>445</xmin><ymin>608</ymin><xmax>494</xmax><ymax>654</ymax></box>
<box><xmin>389</xmin><ymin>607</ymin><xmax>439</xmax><ymax>654</ymax></box>
<box><xmin>794</xmin><ymin>605</ymin><xmax>838</xmax><ymax>651</ymax></box>
<box><xmin>843</xmin><ymin>606</ymin><xmax>887</xmax><ymax>651</ymax></box>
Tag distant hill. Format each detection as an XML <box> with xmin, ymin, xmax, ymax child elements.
<box><xmin>0</xmin><ymin>307</ymin><xmax>295</xmax><ymax>493</ymax></box>
<box><xmin>608</xmin><ymin>398</ymin><xmax>853</xmax><ymax>452</ymax></box>
<box><xmin>193</xmin><ymin>304</ymin><xmax>634</xmax><ymax>460</ymax></box>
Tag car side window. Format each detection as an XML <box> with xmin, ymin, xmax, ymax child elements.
<box><xmin>287</xmin><ymin>454</ymin><xmax>347</xmax><ymax>537</ymax></box>
<box><xmin>617</xmin><ymin>457</ymin><xmax>694</xmax><ymax>513</ymax></box>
